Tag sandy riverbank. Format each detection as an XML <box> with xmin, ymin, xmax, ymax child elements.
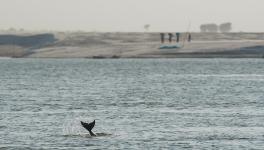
<box><xmin>0</xmin><ymin>32</ymin><xmax>264</xmax><ymax>58</ymax></box>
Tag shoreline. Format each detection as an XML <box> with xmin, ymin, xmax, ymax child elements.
<box><xmin>4</xmin><ymin>54</ymin><xmax>264</xmax><ymax>59</ymax></box>
<box><xmin>0</xmin><ymin>32</ymin><xmax>264</xmax><ymax>58</ymax></box>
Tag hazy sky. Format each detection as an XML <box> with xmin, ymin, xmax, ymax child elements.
<box><xmin>0</xmin><ymin>0</ymin><xmax>263</xmax><ymax>32</ymax></box>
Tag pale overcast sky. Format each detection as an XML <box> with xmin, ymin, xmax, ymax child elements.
<box><xmin>0</xmin><ymin>0</ymin><xmax>263</xmax><ymax>32</ymax></box>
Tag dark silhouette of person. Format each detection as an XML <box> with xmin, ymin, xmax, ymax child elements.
<box><xmin>168</xmin><ymin>33</ymin><xmax>173</xmax><ymax>43</ymax></box>
<box><xmin>188</xmin><ymin>33</ymin><xmax>192</xmax><ymax>42</ymax></box>
<box><xmin>176</xmin><ymin>32</ymin><xmax>180</xmax><ymax>43</ymax></box>
<box><xmin>160</xmin><ymin>33</ymin><xmax>165</xmax><ymax>43</ymax></box>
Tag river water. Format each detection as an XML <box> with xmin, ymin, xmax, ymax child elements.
<box><xmin>0</xmin><ymin>58</ymin><xmax>264</xmax><ymax>149</ymax></box>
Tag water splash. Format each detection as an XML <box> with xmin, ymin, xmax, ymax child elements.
<box><xmin>62</xmin><ymin>116</ymin><xmax>93</xmax><ymax>136</ymax></box>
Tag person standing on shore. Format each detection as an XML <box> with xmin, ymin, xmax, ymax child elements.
<box><xmin>168</xmin><ymin>33</ymin><xmax>173</xmax><ymax>43</ymax></box>
<box><xmin>176</xmin><ymin>32</ymin><xmax>180</xmax><ymax>43</ymax></box>
<box><xmin>160</xmin><ymin>33</ymin><xmax>165</xmax><ymax>43</ymax></box>
<box><xmin>188</xmin><ymin>33</ymin><xmax>192</xmax><ymax>42</ymax></box>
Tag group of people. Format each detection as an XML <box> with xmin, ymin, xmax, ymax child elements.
<box><xmin>160</xmin><ymin>32</ymin><xmax>191</xmax><ymax>43</ymax></box>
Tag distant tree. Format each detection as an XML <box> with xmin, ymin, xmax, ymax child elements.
<box><xmin>219</xmin><ymin>22</ymin><xmax>232</xmax><ymax>33</ymax></box>
<box><xmin>206</xmin><ymin>24</ymin><xmax>218</xmax><ymax>32</ymax></box>
<box><xmin>144</xmin><ymin>24</ymin><xmax>150</xmax><ymax>32</ymax></box>
<box><xmin>19</xmin><ymin>28</ymin><xmax>25</xmax><ymax>32</ymax></box>
<box><xmin>8</xmin><ymin>27</ymin><xmax>16</xmax><ymax>33</ymax></box>
<box><xmin>200</xmin><ymin>23</ymin><xmax>218</xmax><ymax>33</ymax></box>
<box><xmin>200</xmin><ymin>24</ymin><xmax>207</xmax><ymax>32</ymax></box>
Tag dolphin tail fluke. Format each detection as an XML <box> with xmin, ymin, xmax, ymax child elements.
<box><xmin>80</xmin><ymin>120</ymin><xmax>96</xmax><ymax>136</ymax></box>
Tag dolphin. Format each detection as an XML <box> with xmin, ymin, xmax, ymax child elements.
<box><xmin>80</xmin><ymin>120</ymin><xmax>96</xmax><ymax>136</ymax></box>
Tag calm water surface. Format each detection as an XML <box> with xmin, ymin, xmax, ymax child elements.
<box><xmin>0</xmin><ymin>58</ymin><xmax>264</xmax><ymax>149</ymax></box>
